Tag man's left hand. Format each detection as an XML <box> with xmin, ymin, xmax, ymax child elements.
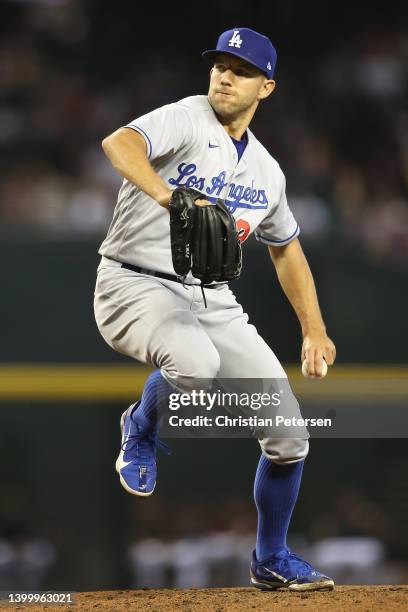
<box><xmin>301</xmin><ymin>332</ymin><xmax>336</xmax><ymax>377</ymax></box>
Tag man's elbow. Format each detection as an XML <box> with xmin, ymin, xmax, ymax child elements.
<box><xmin>101</xmin><ymin>128</ymin><xmax>147</xmax><ymax>161</ymax></box>
<box><xmin>101</xmin><ymin>131</ymin><xmax>125</xmax><ymax>167</ymax></box>
<box><xmin>101</xmin><ymin>133</ymin><xmax>115</xmax><ymax>156</ymax></box>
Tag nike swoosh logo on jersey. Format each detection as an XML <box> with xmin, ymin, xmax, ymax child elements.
<box><xmin>208</xmin><ymin>142</ymin><xmax>219</xmax><ymax>148</ymax></box>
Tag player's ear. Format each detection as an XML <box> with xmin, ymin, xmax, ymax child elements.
<box><xmin>258</xmin><ymin>79</ymin><xmax>276</xmax><ymax>101</ymax></box>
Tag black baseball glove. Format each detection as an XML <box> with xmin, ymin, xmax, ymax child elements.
<box><xmin>169</xmin><ymin>187</ymin><xmax>242</xmax><ymax>284</ymax></box>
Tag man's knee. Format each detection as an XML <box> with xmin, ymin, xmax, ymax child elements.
<box><xmin>259</xmin><ymin>437</ymin><xmax>309</xmax><ymax>464</ymax></box>
<box><xmin>162</xmin><ymin>343</ymin><xmax>221</xmax><ymax>393</ymax></box>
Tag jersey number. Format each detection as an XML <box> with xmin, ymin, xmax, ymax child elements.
<box><xmin>236</xmin><ymin>219</ymin><xmax>250</xmax><ymax>242</ymax></box>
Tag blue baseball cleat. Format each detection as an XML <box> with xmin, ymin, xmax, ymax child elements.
<box><xmin>115</xmin><ymin>401</ymin><xmax>170</xmax><ymax>496</ymax></box>
<box><xmin>250</xmin><ymin>548</ymin><xmax>334</xmax><ymax>592</ymax></box>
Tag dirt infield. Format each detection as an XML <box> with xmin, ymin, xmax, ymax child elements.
<box><xmin>11</xmin><ymin>585</ymin><xmax>408</xmax><ymax>611</ymax></box>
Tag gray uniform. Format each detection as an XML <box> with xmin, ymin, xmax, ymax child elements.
<box><xmin>94</xmin><ymin>95</ymin><xmax>308</xmax><ymax>463</ymax></box>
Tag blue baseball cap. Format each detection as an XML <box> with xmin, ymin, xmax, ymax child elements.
<box><xmin>202</xmin><ymin>27</ymin><xmax>277</xmax><ymax>79</ymax></box>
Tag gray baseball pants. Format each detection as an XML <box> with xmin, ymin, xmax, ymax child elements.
<box><xmin>94</xmin><ymin>256</ymin><xmax>308</xmax><ymax>463</ymax></box>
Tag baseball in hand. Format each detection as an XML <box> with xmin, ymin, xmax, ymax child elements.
<box><xmin>302</xmin><ymin>359</ymin><xmax>328</xmax><ymax>379</ymax></box>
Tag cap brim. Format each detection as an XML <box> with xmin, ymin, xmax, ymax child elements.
<box><xmin>201</xmin><ymin>49</ymin><xmax>267</xmax><ymax>76</ymax></box>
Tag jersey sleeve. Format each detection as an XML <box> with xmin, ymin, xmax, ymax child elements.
<box><xmin>124</xmin><ymin>103</ymin><xmax>194</xmax><ymax>161</ymax></box>
<box><xmin>254</xmin><ymin>170</ymin><xmax>300</xmax><ymax>246</ymax></box>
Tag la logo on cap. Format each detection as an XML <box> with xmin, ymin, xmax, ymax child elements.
<box><xmin>228</xmin><ymin>30</ymin><xmax>243</xmax><ymax>49</ymax></box>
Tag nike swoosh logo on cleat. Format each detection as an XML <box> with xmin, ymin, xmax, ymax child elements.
<box><xmin>117</xmin><ymin>456</ymin><xmax>133</xmax><ymax>469</ymax></box>
<box><xmin>208</xmin><ymin>142</ymin><xmax>219</xmax><ymax>148</ymax></box>
<box><xmin>263</xmin><ymin>568</ymin><xmax>288</xmax><ymax>583</ymax></box>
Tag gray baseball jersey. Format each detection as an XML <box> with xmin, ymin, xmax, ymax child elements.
<box><xmin>98</xmin><ymin>95</ymin><xmax>299</xmax><ymax>276</ymax></box>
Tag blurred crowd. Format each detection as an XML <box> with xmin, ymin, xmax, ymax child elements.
<box><xmin>0</xmin><ymin>515</ymin><xmax>56</xmax><ymax>590</ymax></box>
<box><xmin>1</xmin><ymin>2</ymin><xmax>408</xmax><ymax>269</ymax></box>
<box><xmin>0</xmin><ymin>480</ymin><xmax>406</xmax><ymax>589</ymax></box>
<box><xmin>125</xmin><ymin>490</ymin><xmax>407</xmax><ymax>588</ymax></box>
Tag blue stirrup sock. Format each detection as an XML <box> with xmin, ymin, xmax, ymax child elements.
<box><xmin>132</xmin><ymin>370</ymin><xmax>173</xmax><ymax>433</ymax></box>
<box><xmin>254</xmin><ymin>454</ymin><xmax>304</xmax><ymax>562</ymax></box>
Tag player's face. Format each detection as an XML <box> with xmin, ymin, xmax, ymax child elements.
<box><xmin>208</xmin><ymin>53</ymin><xmax>275</xmax><ymax>120</ymax></box>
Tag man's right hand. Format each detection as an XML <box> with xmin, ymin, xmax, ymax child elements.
<box><xmin>156</xmin><ymin>191</ymin><xmax>173</xmax><ymax>210</ymax></box>
<box><xmin>195</xmin><ymin>199</ymin><xmax>213</xmax><ymax>207</ymax></box>
<box><xmin>157</xmin><ymin>192</ymin><xmax>213</xmax><ymax>210</ymax></box>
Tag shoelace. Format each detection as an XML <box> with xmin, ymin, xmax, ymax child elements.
<box><xmin>279</xmin><ymin>552</ymin><xmax>315</xmax><ymax>578</ymax></box>
<box><xmin>122</xmin><ymin>430</ymin><xmax>171</xmax><ymax>464</ymax></box>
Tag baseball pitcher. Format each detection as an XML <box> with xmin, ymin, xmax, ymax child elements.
<box><xmin>94</xmin><ymin>27</ymin><xmax>336</xmax><ymax>592</ymax></box>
